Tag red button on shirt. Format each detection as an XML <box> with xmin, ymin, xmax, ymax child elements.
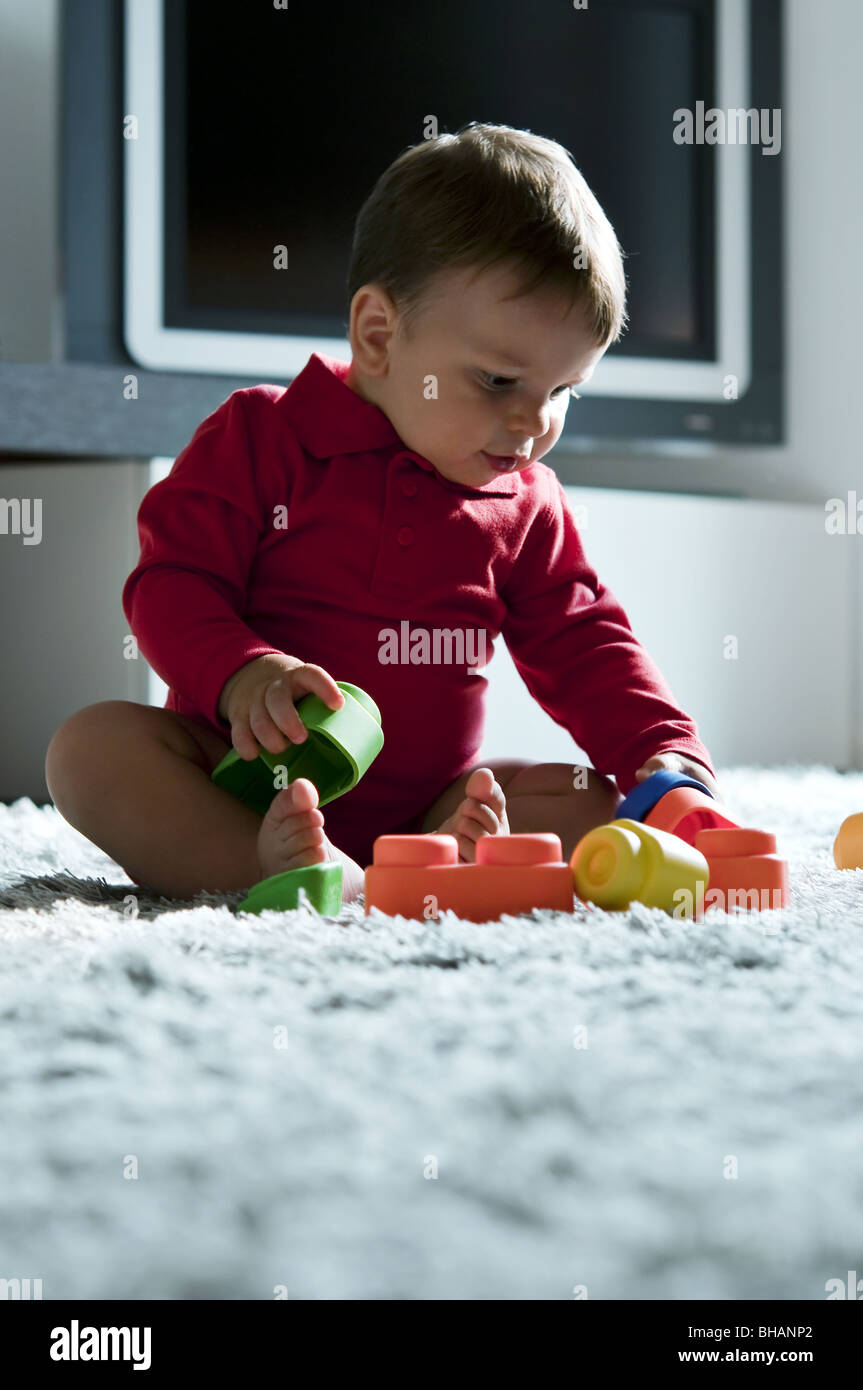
<box><xmin>122</xmin><ymin>351</ymin><xmax>715</xmax><ymax>867</ymax></box>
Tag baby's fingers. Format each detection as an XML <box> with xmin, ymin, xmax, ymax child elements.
<box><xmin>288</xmin><ymin>663</ymin><xmax>345</xmax><ymax>712</ymax></box>
<box><xmin>634</xmin><ymin>755</ymin><xmax>672</xmax><ymax>781</ymax></box>
<box><xmin>230</xmin><ymin>715</ymin><xmax>264</xmax><ymax>763</ymax></box>
<box><xmin>245</xmin><ymin>684</ymin><xmax>302</xmax><ymax>755</ymax></box>
<box><xmin>256</xmin><ymin>677</ymin><xmax>311</xmax><ymax>750</ymax></box>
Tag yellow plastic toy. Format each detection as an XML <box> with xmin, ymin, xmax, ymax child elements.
<box><xmin>571</xmin><ymin>817</ymin><xmax>709</xmax><ymax>917</ymax></box>
<box><xmin>833</xmin><ymin>813</ymin><xmax>863</xmax><ymax>869</ymax></box>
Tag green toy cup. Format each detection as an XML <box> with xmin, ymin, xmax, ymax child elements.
<box><xmin>236</xmin><ymin>861</ymin><xmax>343</xmax><ymax>916</ymax></box>
<box><xmin>211</xmin><ymin>680</ymin><xmax>384</xmax><ymax>816</ymax></box>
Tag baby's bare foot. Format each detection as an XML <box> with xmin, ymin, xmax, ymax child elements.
<box><xmin>256</xmin><ymin>778</ymin><xmax>364</xmax><ymax>903</ymax></box>
<box><xmin>433</xmin><ymin>767</ymin><xmax>509</xmax><ymax>862</ymax></box>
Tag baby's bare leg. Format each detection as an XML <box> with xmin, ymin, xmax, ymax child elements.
<box><xmin>45</xmin><ymin>701</ymin><xmax>264</xmax><ymax>897</ymax></box>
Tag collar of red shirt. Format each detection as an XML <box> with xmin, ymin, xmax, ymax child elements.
<box><xmin>282</xmin><ymin>351</ymin><xmax>523</xmax><ymax>498</ymax></box>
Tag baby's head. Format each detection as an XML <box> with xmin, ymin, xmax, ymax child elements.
<box><xmin>345</xmin><ymin>122</ymin><xmax>627</xmax><ymax>487</ymax></box>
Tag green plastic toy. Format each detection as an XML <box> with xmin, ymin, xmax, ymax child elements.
<box><xmin>215</xmin><ymin>680</ymin><xmax>383</xmax><ymax>916</ymax></box>
<box><xmin>211</xmin><ymin>681</ymin><xmax>383</xmax><ymax>815</ymax></box>
<box><xmin>236</xmin><ymin>862</ymin><xmax>343</xmax><ymax>917</ymax></box>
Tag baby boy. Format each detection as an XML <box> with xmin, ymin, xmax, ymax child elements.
<box><xmin>46</xmin><ymin>122</ymin><xmax>718</xmax><ymax>902</ymax></box>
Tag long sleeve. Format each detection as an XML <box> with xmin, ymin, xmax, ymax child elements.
<box><xmin>500</xmin><ymin>474</ymin><xmax>716</xmax><ymax>795</ymax></box>
<box><xmin>121</xmin><ymin>389</ymin><xmax>284</xmax><ymax>729</ymax></box>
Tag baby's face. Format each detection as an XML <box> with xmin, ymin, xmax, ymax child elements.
<box><xmin>347</xmin><ymin>261</ymin><xmax>609</xmax><ymax>487</ymax></box>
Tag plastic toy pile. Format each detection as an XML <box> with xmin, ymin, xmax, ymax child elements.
<box><xmin>206</xmin><ymin>681</ymin><xmax>863</xmax><ymax>923</ymax></box>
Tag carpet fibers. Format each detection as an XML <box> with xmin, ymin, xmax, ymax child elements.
<box><xmin>1</xmin><ymin>765</ymin><xmax>862</xmax><ymax>1300</ymax></box>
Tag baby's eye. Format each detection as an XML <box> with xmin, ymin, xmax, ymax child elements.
<box><xmin>478</xmin><ymin>372</ymin><xmax>577</xmax><ymax>399</ymax></box>
<box><xmin>478</xmin><ymin>372</ymin><xmax>517</xmax><ymax>392</ymax></box>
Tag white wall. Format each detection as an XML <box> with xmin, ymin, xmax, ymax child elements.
<box><xmin>0</xmin><ymin>462</ymin><xmax>148</xmax><ymax>800</ymax></box>
<box><xmin>478</xmin><ymin>484</ymin><xmax>853</xmax><ymax>772</ymax></box>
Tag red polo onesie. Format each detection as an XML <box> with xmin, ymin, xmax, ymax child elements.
<box><xmin>122</xmin><ymin>351</ymin><xmax>715</xmax><ymax>868</ymax></box>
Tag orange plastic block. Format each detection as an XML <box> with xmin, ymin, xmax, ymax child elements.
<box><xmin>645</xmin><ymin>785</ymin><xmax>739</xmax><ymax>845</ymax></box>
<box><xmin>364</xmin><ymin>832</ymin><xmax>575</xmax><ymax>922</ymax></box>
<box><xmin>833</xmin><ymin>813</ymin><xmax>863</xmax><ymax>869</ymax></box>
<box><xmin>694</xmin><ymin>827</ymin><xmax>790</xmax><ymax>911</ymax></box>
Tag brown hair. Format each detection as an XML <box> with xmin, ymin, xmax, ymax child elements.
<box><xmin>346</xmin><ymin>121</ymin><xmax>628</xmax><ymax>347</ymax></box>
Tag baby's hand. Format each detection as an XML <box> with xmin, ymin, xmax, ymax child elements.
<box><xmin>634</xmin><ymin>752</ymin><xmax>720</xmax><ymax>800</ymax></box>
<box><xmin>218</xmin><ymin>653</ymin><xmax>344</xmax><ymax>762</ymax></box>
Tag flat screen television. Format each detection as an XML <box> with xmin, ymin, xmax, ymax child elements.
<box><xmin>113</xmin><ymin>0</ymin><xmax>782</xmax><ymax>445</ymax></box>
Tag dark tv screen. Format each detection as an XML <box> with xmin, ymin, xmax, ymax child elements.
<box><xmin>164</xmin><ymin>0</ymin><xmax>716</xmax><ymax>361</ymax></box>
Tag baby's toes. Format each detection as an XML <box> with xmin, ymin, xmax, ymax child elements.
<box><xmin>257</xmin><ymin>783</ymin><xmax>329</xmax><ymax>874</ymax></box>
<box><xmin>459</xmin><ymin>795</ymin><xmax>502</xmax><ymax>837</ymax></box>
<box><xmin>451</xmin><ymin>796</ymin><xmax>501</xmax><ymax>862</ymax></box>
<box><xmin>463</xmin><ymin>768</ymin><xmax>510</xmax><ymax>833</ymax></box>
<box><xmin>279</xmin><ymin>819</ymin><xmax>327</xmax><ymax>865</ymax></box>
<box><xmin>259</xmin><ymin>781</ymin><xmax>319</xmax><ymax>839</ymax></box>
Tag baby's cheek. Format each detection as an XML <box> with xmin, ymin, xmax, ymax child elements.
<box><xmin>544</xmin><ymin>417</ymin><xmax>564</xmax><ymax>448</ymax></box>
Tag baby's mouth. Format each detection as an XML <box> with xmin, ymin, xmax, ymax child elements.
<box><xmin>480</xmin><ymin>451</ymin><xmax>526</xmax><ymax>473</ymax></box>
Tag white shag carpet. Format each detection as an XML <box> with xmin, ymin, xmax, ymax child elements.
<box><xmin>2</xmin><ymin>766</ymin><xmax>863</xmax><ymax>1301</ymax></box>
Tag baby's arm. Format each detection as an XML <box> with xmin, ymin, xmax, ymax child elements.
<box><xmin>122</xmin><ymin>389</ymin><xmax>288</xmax><ymax>732</ymax></box>
<box><xmin>500</xmin><ymin>473</ymin><xmax>718</xmax><ymax>797</ymax></box>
